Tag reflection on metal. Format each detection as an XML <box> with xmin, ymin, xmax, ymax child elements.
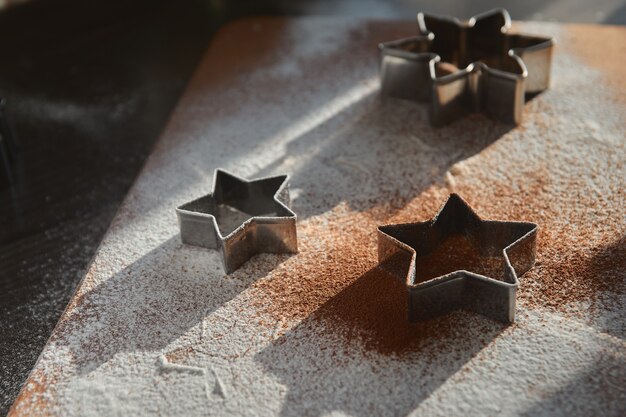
<box><xmin>176</xmin><ymin>169</ymin><xmax>297</xmax><ymax>274</ymax></box>
<box><xmin>379</xmin><ymin>9</ymin><xmax>554</xmax><ymax>126</ymax></box>
<box><xmin>377</xmin><ymin>193</ymin><xmax>538</xmax><ymax>323</ymax></box>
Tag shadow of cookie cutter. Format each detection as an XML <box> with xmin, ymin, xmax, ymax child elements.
<box><xmin>176</xmin><ymin>169</ymin><xmax>297</xmax><ymax>273</ymax></box>
<box><xmin>379</xmin><ymin>8</ymin><xmax>554</xmax><ymax>126</ymax></box>
<box><xmin>377</xmin><ymin>194</ymin><xmax>537</xmax><ymax>323</ymax></box>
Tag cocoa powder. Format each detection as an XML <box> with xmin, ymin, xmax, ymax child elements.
<box><xmin>314</xmin><ymin>267</ymin><xmax>462</xmax><ymax>355</ymax></box>
<box><xmin>563</xmin><ymin>25</ymin><xmax>626</xmax><ymax>100</ymax></box>
<box><xmin>254</xmin><ymin>164</ymin><xmax>624</xmax><ymax>355</ymax></box>
<box><xmin>413</xmin><ymin>234</ymin><xmax>505</xmax><ymax>283</ymax></box>
<box><xmin>251</xmin><ymin>190</ymin><xmax>514</xmax><ymax>355</ymax></box>
<box><xmin>450</xmin><ymin>152</ymin><xmax>626</xmax><ymax>311</ymax></box>
<box><xmin>249</xmin><ymin>23</ymin><xmax>626</xmax><ymax>355</ymax></box>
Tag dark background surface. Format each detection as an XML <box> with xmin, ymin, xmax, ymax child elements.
<box><xmin>1</xmin><ymin>0</ymin><xmax>624</xmax><ymax>414</ymax></box>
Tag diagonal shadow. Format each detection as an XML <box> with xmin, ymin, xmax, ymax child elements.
<box><xmin>51</xmin><ymin>235</ymin><xmax>292</xmax><ymax>373</ymax></box>
<box><xmin>42</xmin><ymin>42</ymin><xmax>519</xmax><ymax>390</ymax></box>
<box><xmin>577</xmin><ymin>236</ymin><xmax>626</xmax><ymax>340</ymax></box>
<box><xmin>255</xmin><ymin>267</ymin><xmax>509</xmax><ymax>417</ymax></box>
<box><xmin>125</xmin><ymin>19</ymin><xmax>519</xmax><ymax>226</ymax></box>
<box><xmin>46</xmin><ymin>90</ymin><xmax>519</xmax><ymax>407</ymax></box>
<box><xmin>519</xmin><ymin>354</ymin><xmax>626</xmax><ymax>417</ymax></box>
<box><xmin>248</xmin><ymin>44</ymin><xmax>519</xmax><ymax>416</ymax></box>
<box><xmin>41</xmin><ymin>19</ymin><xmax>527</xmax><ymax>406</ymax></box>
<box><xmin>254</xmin><ymin>91</ymin><xmax>515</xmax><ymax>222</ymax></box>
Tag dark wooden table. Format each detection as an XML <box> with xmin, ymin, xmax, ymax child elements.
<box><xmin>1</xmin><ymin>0</ymin><xmax>623</xmax><ymax>414</ymax></box>
<box><xmin>8</xmin><ymin>14</ymin><xmax>626</xmax><ymax>417</ymax></box>
<box><xmin>0</xmin><ymin>1</ymin><xmax>212</xmax><ymax>412</ymax></box>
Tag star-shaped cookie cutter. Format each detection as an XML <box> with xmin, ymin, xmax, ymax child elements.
<box><xmin>377</xmin><ymin>194</ymin><xmax>537</xmax><ymax>323</ymax></box>
<box><xmin>176</xmin><ymin>169</ymin><xmax>297</xmax><ymax>273</ymax></box>
<box><xmin>379</xmin><ymin>8</ymin><xmax>554</xmax><ymax>126</ymax></box>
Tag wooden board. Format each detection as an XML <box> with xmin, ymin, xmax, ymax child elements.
<box><xmin>9</xmin><ymin>17</ymin><xmax>626</xmax><ymax>417</ymax></box>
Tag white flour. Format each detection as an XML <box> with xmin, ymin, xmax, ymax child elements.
<box><xmin>10</xmin><ymin>18</ymin><xmax>626</xmax><ymax>417</ymax></box>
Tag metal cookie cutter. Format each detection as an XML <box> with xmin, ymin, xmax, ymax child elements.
<box><xmin>379</xmin><ymin>8</ymin><xmax>554</xmax><ymax>126</ymax></box>
<box><xmin>377</xmin><ymin>194</ymin><xmax>537</xmax><ymax>323</ymax></box>
<box><xmin>176</xmin><ymin>169</ymin><xmax>297</xmax><ymax>273</ymax></box>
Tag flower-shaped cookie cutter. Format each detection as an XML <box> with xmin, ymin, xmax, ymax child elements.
<box><xmin>379</xmin><ymin>9</ymin><xmax>554</xmax><ymax>125</ymax></box>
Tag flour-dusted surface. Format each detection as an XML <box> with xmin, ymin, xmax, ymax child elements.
<box><xmin>9</xmin><ymin>18</ymin><xmax>626</xmax><ymax>417</ymax></box>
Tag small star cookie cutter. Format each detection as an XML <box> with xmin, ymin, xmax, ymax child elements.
<box><xmin>379</xmin><ymin>8</ymin><xmax>554</xmax><ymax>126</ymax></box>
<box><xmin>176</xmin><ymin>169</ymin><xmax>297</xmax><ymax>273</ymax></box>
<box><xmin>377</xmin><ymin>194</ymin><xmax>537</xmax><ymax>323</ymax></box>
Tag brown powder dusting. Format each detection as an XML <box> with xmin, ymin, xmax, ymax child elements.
<box><xmin>251</xmin><ymin>188</ymin><xmax>511</xmax><ymax>355</ymax></box>
<box><xmin>7</xmin><ymin>369</ymin><xmax>56</xmax><ymax>417</ymax></box>
<box><xmin>450</xmin><ymin>145</ymin><xmax>626</xmax><ymax>311</ymax></box>
<box><xmin>165</xmin><ymin>346</ymin><xmax>196</xmax><ymax>363</ymax></box>
<box><xmin>249</xmin><ymin>22</ymin><xmax>626</xmax><ymax>356</ymax></box>
<box><xmin>313</xmin><ymin>267</ymin><xmax>462</xmax><ymax>355</ymax></box>
<box><xmin>562</xmin><ymin>25</ymin><xmax>626</xmax><ymax>100</ymax></box>
<box><xmin>250</xmin><ymin>188</ymin><xmax>446</xmax><ymax>326</ymax></box>
<box><xmin>254</xmin><ymin>153</ymin><xmax>624</xmax><ymax>352</ymax></box>
<box><xmin>414</xmin><ymin>234</ymin><xmax>505</xmax><ymax>283</ymax></box>
<box><xmin>525</xmin><ymin>234</ymin><xmax>626</xmax><ymax>311</ymax></box>
<box><xmin>250</xmin><ymin>207</ymin><xmax>379</xmax><ymax>323</ymax></box>
<box><xmin>11</xmin><ymin>19</ymin><xmax>626</xmax><ymax>414</ymax></box>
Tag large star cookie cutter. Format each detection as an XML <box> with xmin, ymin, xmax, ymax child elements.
<box><xmin>379</xmin><ymin>8</ymin><xmax>554</xmax><ymax>126</ymax></box>
<box><xmin>176</xmin><ymin>169</ymin><xmax>297</xmax><ymax>273</ymax></box>
<box><xmin>377</xmin><ymin>194</ymin><xmax>537</xmax><ymax>323</ymax></box>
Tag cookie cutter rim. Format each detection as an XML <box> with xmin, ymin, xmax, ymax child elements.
<box><xmin>377</xmin><ymin>193</ymin><xmax>538</xmax><ymax>323</ymax></box>
<box><xmin>379</xmin><ymin>8</ymin><xmax>555</xmax><ymax>125</ymax></box>
<box><xmin>176</xmin><ymin>168</ymin><xmax>298</xmax><ymax>274</ymax></box>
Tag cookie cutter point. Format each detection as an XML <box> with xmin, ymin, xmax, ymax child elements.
<box><xmin>379</xmin><ymin>8</ymin><xmax>554</xmax><ymax>126</ymax></box>
<box><xmin>377</xmin><ymin>193</ymin><xmax>538</xmax><ymax>323</ymax></box>
<box><xmin>176</xmin><ymin>168</ymin><xmax>297</xmax><ymax>274</ymax></box>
